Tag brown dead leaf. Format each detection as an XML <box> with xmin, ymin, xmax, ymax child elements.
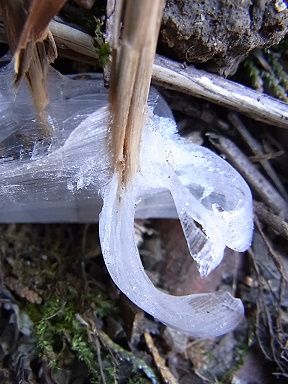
<box><xmin>5</xmin><ymin>276</ymin><xmax>42</xmax><ymax>304</ymax></box>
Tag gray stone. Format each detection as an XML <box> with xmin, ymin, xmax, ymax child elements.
<box><xmin>160</xmin><ymin>0</ymin><xmax>288</xmax><ymax>76</ymax></box>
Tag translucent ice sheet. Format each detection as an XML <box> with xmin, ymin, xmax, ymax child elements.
<box><xmin>0</xmin><ymin>63</ymin><xmax>253</xmax><ymax>337</ymax></box>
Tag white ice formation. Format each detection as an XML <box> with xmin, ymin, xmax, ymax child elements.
<box><xmin>0</xmin><ymin>63</ymin><xmax>253</xmax><ymax>337</ymax></box>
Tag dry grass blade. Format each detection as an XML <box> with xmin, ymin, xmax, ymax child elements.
<box><xmin>15</xmin><ymin>0</ymin><xmax>67</xmax><ymax>54</ymax></box>
<box><xmin>109</xmin><ymin>0</ymin><xmax>164</xmax><ymax>184</ymax></box>
<box><xmin>0</xmin><ymin>0</ymin><xmax>65</xmax><ymax>136</ymax></box>
<box><xmin>14</xmin><ymin>0</ymin><xmax>67</xmax><ymax>85</ymax></box>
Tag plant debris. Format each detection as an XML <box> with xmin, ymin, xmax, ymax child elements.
<box><xmin>0</xmin><ymin>1</ymin><xmax>287</xmax><ymax>383</ymax></box>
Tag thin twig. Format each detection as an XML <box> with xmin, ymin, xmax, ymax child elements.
<box><xmin>1</xmin><ymin>19</ymin><xmax>287</xmax><ymax>129</ymax></box>
<box><xmin>144</xmin><ymin>331</ymin><xmax>178</xmax><ymax>384</ymax></box>
<box><xmin>209</xmin><ymin>134</ymin><xmax>288</xmax><ymax>217</ymax></box>
<box><xmin>254</xmin><ymin>201</ymin><xmax>288</xmax><ymax>241</ymax></box>
<box><xmin>228</xmin><ymin>112</ymin><xmax>288</xmax><ymax>200</ymax></box>
<box><xmin>153</xmin><ymin>55</ymin><xmax>288</xmax><ymax>129</ymax></box>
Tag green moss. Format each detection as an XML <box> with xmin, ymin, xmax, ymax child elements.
<box><xmin>92</xmin><ymin>17</ymin><xmax>111</xmax><ymax>68</ymax></box>
<box><xmin>0</xmin><ymin>225</ymin><xmax>156</xmax><ymax>383</ymax></box>
<box><xmin>33</xmin><ymin>295</ymin><xmax>116</xmax><ymax>383</ymax></box>
<box><xmin>243</xmin><ymin>58</ymin><xmax>263</xmax><ymax>91</ymax></box>
<box><xmin>243</xmin><ymin>43</ymin><xmax>288</xmax><ymax>102</ymax></box>
<box><xmin>30</xmin><ymin>286</ymin><xmax>156</xmax><ymax>383</ymax></box>
<box><xmin>219</xmin><ymin>342</ymin><xmax>249</xmax><ymax>384</ymax></box>
<box><xmin>63</xmin><ymin>11</ymin><xmax>111</xmax><ymax>68</ymax></box>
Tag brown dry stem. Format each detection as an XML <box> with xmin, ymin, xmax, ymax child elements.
<box><xmin>14</xmin><ymin>0</ymin><xmax>66</xmax><ymax>97</ymax></box>
<box><xmin>1</xmin><ymin>17</ymin><xmax>287</xmax><ymax>129</ymax></box>
<box><xmin>144</xmin><ymin>331</ymin><xmax>178</xmax><ymax>384</ymax></box>
<box><xmin>0</xmin><ymin>0</ymin><xmax>65</xmax><ymax>136</ymax></box>
<box><xmin>109</xmin><ymin>0</ymin><xmax>164</xmax><ymax>184</ymax></box>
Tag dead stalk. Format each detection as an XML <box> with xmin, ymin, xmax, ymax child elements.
<box><xmin>109</xmin><ymin>0</ymin><xmax>164</xmax><ymax>184</ymax></box>
<box><xmin>0</xmin><ymin>18</ymin><xmax>287</xmax><ymax>128</ymax></box>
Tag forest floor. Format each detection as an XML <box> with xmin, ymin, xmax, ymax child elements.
<box><xmin>0</xmin><ymin>1</ymin><xmax>288</xmax><ymax>383</ymax></box>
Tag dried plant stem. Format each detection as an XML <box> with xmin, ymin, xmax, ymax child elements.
<box><xmin>144</xmin><ymin>332</ymin><xmax>178</xmax><ymax>384</ymax></box>
<box><xmin>109</xmin><ymin>0</ymin><xmax>164</xmax><ymax>184</ymax></box>
<box><xmin>0</xmin><ymin>0</ymin><xmax>58</xmax><ymax>137</ymax></box>
<box><xmin>1</xmin><ymin>13</ymin><xmax>287</xmax><ymax>129</ymax></box>
<box><xmin>152</xmin><ymin>56</ymin><xmax>288</xmax><ymax>129</ymax></box>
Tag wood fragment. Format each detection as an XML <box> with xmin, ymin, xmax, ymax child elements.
<box><xmin>109</xmin><ymin>0</ymin><xmax>164</xmax><ymax>183</ymax></box>
<box><xmin>144</xmin><ymin>331</ymin><xmax>178</xmax><ymax>384</ymax></box>
<box><xmin>209</xmin><ymin>134</ymin><xmax>288</xmax><ymax>217</ymax></box>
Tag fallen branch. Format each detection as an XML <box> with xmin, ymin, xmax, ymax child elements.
<box><xmin>153</xmin><ymin>56</ymin><xmax>288</xmax><ymax>129</ymax></box>
<box><xmin>0</xmin><ymin>18</ymin><xmax>287</xmax><ymax>128</ymax></box>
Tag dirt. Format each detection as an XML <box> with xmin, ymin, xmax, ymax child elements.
<box><xmin>160</xmin><ymin>0</ymin><xmax>288</xmax><ymax>76</ymax></box>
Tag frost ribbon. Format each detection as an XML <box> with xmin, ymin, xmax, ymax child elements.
<box><xmin>0</xmin><ymin>65</ymin><xmax>253</xmax><ymax>337</ymax></box>
<box><xmin>100</xmin><ymin>109</ymin><xmax>253</xmax><ymax>338</ymax></box>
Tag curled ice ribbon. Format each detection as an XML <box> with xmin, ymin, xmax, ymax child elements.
<box><xmin>100</xmin><ymin>110</ymin><xmax>253</xmax><ymax>338</ymax></box>
<box><xmin>0</xmin><ymin>62</ymin><xmax>253</xmax><ymax>335</ymax></box>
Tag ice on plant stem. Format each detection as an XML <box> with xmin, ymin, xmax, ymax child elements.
<box><xmin>100</xmin><ymin>109</ymin><xmax>253</xmax><ymax>337</ymax></box>
<box><xmin>0</xmin><ymin>63</ymin><xmax>253</xmax><ymax>337</ymax></box>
